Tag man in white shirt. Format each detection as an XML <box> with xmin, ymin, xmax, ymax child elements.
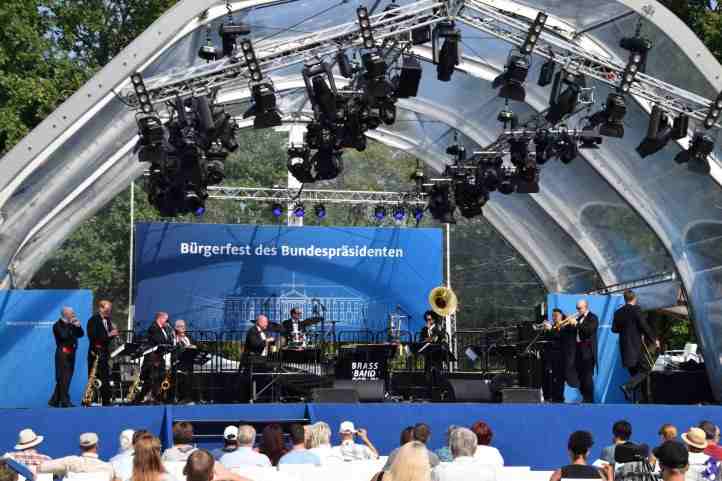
<box><xmin>162</xmin><ymin>422</ymin><xmax>197</xmax><ymax>462</ymax></box>
<box><xmin>39</xmin><ymin>433</ymin><xmax>116</xmax><ymax>480</ymax></box>
<box><xmin>335</xmin><ymin>421</ymin><xmax>379</xmax><ymax>461</ymax></box>
<box><xmin>434</xmin><ymin>428</ymin><xmax>495</xmax><ymax>481</ymax></box>
<box><xmin>220</xmin><ymin>425</ymin><xmax>271</xmax><ymax>468</ymax></box>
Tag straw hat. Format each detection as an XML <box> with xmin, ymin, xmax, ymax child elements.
<box><xmin>14</xmin><ymin>429</ymin><xmax>44</xmax><ymax>450</ymax></box>
<box><xmin>682</xmin><ymin>427</ymin><xmax>708</xmax><ymax>450</ymax></box>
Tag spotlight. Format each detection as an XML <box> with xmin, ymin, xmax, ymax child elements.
<box><xmin>703</xmin><ymin>91</ymin><xmax>722</xmax><ymax>130</ymax></box>
<box><xmin>413</xmin><ymin>206</ymin><xmax>424</xmax><ymax>222</ymax></box>
<box><xmin>618</xmin><ymin>50</ymin><xmax>644</xmax><ymax>94</ymax></box>
<box><xmin>620</xmin><ymin>36</ymin><xmax>652</xmax><ymax>73</ymax></box>
<box><xmin>314</xmin><ymin>204</ymin><xmax>327</xmax><ymax>219</ymax></box>
<box><xmin>395</xmin><ymin>55</ymin><xmax>422</xmax><ymax>98</ymax></box>
<box><xmin>293</xmin><ymin>203</ymin><xmax>305</xmax><ymax>218</ymax></box>
<box><xmin>337</xmin><ymin>51</ymin><xmax>354</xmax><ymax>79</ymax></box>
<box><xmin>204</xmin><ymin>151</ymin><xmax>227</xmax><ymax>185</ymax></box>
<box><xmin>287</xmin><ymin>145</ymin><xmax>314</xmax><ymax>183</ymax></box>
<box><xmin>219</xmin><ymin>21</ymin><xmax>250</xmax><ymax>57</ymax></box>
<box><xmin>589</xmin><ymin>93</ymin><xmax>627</xmax><ymax>138</ymax></box>
<box><xmin>498</xmin><ymin>170</ymin><xmax>516</xmax><ymax>195</ymax></box>
<box><xmin>579</xmin><ymin>133</ymin><xmax>603</xmax><ymax>149</ymax></box>
<box><xmin>137</xmin><ymin>115</ymin><xmax>165</xmax><ymax>147</ymax></box>
<box><xmin>546</xmin><ymin>71</ymin><xmax>583</xmax><ymax>123</ymax></box>
<box><xmin>428</xmin><ymin>183</ymin><xmax>455</xmax><ymax>223</ymax></box>
<box><xmin>455</xmin><ymin>179</ymin><xmax>487</xmax><ymax>219</ymax></box>
<box><xmin>184</xmin><ymin>189</ymin><xmax>206</xmax><ymax>217</ymax></box>
<box><xmin>393</xmin><ymin>205</ymin><xmax>406</xmax><ymax>221</ymax></box>
<box><xmin>245</xmin><ymin>83</ymin><xmax>282</xmax><ymax>129</ymax></box>
<box><xmin>239</xmin><ymin>39</ymin><xmax>264</xmax><ymax>83</ymax></box>
<box><xmin>130</xmin><ymin>72</ymin><xmax>155</xmax><ymax>114</ymax></box>
<box><xmin>534</xmin><ymin>131</ymin><xmax>552</xmax><ymax>164</ymax></box>
<box><xmin>637</xmin><ymin>109</ymin><xmax>689</xmax><ymax>158</ymax></box>
<box><xmin>557</xmin><ymin>132</ymin><xmax>579</xmax><ymax>164</ymax></box>
<box><xmin>374</xmin><ymin>205</ymin><xmax>387</xmax><ymax>220</ymax></box>
<box><xmin>520</xmin><ymin>12</ymin><xmax>547</xmax><ymax>55</ymax></box>
<box><xmin>493</xmin><ymin>54</ymin><xmax>529</xmax><ymax>102</ymax></box>
<box><xmin>676</xmin><ymin>132</ymin><xmax>715</xmax><ymax>174</ymax></box>
<box><xmin>497</xmin><ymin>108</ymin><xmax>518</xmax><ymax>129</ymax></box>
<box><xmin>434</xmin><ymin>22</ymin><xmax>460</xmax><ymax>82</ymax></box>
<box><xmin>271</xmin><ymin>203</ymin><xmax>283</xmax><ymax>218</ymax></box>
<box><xmin>362</xmin><ymin>52</ymin><xmax>392</xmax><ymax>98</ymax></box>
<box><xmin>198</xmin><ymin>39</ymin><xmax>221</xmax><ymax>61</ymax></box>
<box><xmin>312</xmin><ymin>148</ymin><xmax>343</xmax><ymax>181</ymax></box>
<box><xmin>357</xmin><ymin>6</ymin><xmax>376</xmax><ymax>49</ymax></box>
<box><xmin>509</xmin><ymin>139</ymin><xmax>529</xmax><ymax>167</ymax></box>
<box><xmin>538</xmin><ymin>59</ymin><xmax>555</xmax><ymax>87</ymax></box>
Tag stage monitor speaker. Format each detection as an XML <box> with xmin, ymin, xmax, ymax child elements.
<box><xmin>311</xmin><ymin>388</ymin><xmax>359</xmax><ymax>403</ymax></box>
<box><xmin>446</xmin><ymin>378</ymin><xmax>494</xmax><ymax>402</ymax></box>
<box><xmin>501</xmin><ymin>387</ymin><xmax>543</xmax><ymax>403</ymax></box>
<box><xmin>333</xmin><ymin>379</ymin><xmax>385</xmax><ymax>402</ymax></box>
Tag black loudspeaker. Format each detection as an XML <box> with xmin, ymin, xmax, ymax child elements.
<box><xmin>501</xmin><ymin>387</ymin><xmax>543</xmax><ymax>403</ymax></box>
<box><xmin>333</xmin><ymin>379</ymin><xmax>386</xmax><ymax>402</ymax></box>
<box><xmin>445</xmin><ymin>378</ymin><xmax>494</xmax><ymax>402</ymax></box>
<box><xmin>311</xmin><ymin>388</ymin><xmax>359</xmax><ymax>403</ymax></box>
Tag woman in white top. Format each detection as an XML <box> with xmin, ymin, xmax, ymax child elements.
<box><xmin>307</xmin><ymin>422</ymin><xmax>344</xmax><ymax>464</ymax></box>
<box><xmin>682</xmin><ymin>428</ymin><xmax>714</xmax><ymax>481</ymax></box>
<box><xmin>471</xmin><ymin>421</ymin><xmax>504</xmax><ymax>466</ymax></box>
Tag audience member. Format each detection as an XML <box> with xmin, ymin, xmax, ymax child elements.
<box><xmin>278</xmin><ymin>424</ymin><xmax>320</xmax><ymax>465</ymax></box>
<box><xmin>4</xmin><ymin>429</ymin><xmax>51</xmax><ymax>474</ymax></box>
<box><xmin>549</xmin><ymin>431</ymin><xmax>605</xmax><ymax>481</ymax></box>
<box><xmin>400</xmin><ymin>427</ymin><xmax>415</xmax><ymax>446</ymax></box>
<box><xmin>132</xmin><ymin>435</ymin><xmax>173</xmax><ymax>481</ymax></box>
<box><xmin>0</xmin><ymin>460</ymin><xmax>20</xmax><ymax>481</ymax></box>
<box><xmin>380</xmin><ymin>441</ymin><xmax>431</xmax><ymax>481</ymax></box>
<box><xmin>435</xmin><ymin>426</ymin><xmax>459</xmax><ymax>463</ymax></box>
<box><xmin>433</xmin><ymin>428</ymin><xmax>496</xmax><ymax>481</ymax></box>
<box><xmin>258</xmin><ymin>424</ymin><xmax>288</xmax><ymax>467</ymax></box>
<box><xmin>471</xmin><ymin>421</ymin><xmax>504</xmax><ymax>467</ymax></box>
<box><xmin>162</xmin><ymin>422</ymin><xmax>197</xmax><ymax>462</ymax></box>
<box><xmin>681</xmin><ymin>427</ymin><xmax>711</xmax><ymax>480</ymax></box>
<box><xmin>601</xmin><ymin>420</ymin><xmax>633</xmax><ymax>464</ymax></box>
<box><xmin>384</xmin><ymin>424</ymin><xmax>439</xmax><ymax>470</ymax></box>
<box><xmin>699</xmin><ymin>421</ymin><xmax>722</xmax><ymax>460</ymax></box>
<box><xmin>655</xmin><ymin>441</ymin><xmax>689</xmax><ymax>481</ymax></box>
<box><xmin>212</xmin><ymin>426</ymin><xmax>239</xmax><ymax>461</ymax></box>
<box><xmin>660</xmin><ymin>425</ymin><xmax>679</xmax><ymax>443</ymax></box>
<box><xmin>307</xmin><ymin>422</ymin><xmax>343</xmax><ymax>464</ymax></box>
<box><xmin>219</xmin><ymin>425</ymin><xmax>271</xmax><ymax>468</ymax></box>
<box><xmin>184</xmin><ymin>449</ymin><xmax>250</xmax><ymax>481</ymax></box>
<box><xmin>111</xmin><ymin>430</ymin><xmax>135</xmax><ymax>463</ymax></box>
<box><xmin>39</xmin><ymin>432</ymin><xmax>115</xmax><ymax>479</ymax></box>
<box><xmin>336</xmin><ymin>421</ymin><xmax>379</xmax><ymax>462</ymax></box>
<box><xmin>113</xmin><ymin>429</ymin><xmax>150</xmax><ymax>481</ymax></box>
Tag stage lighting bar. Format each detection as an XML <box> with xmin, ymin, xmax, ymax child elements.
<box><xmin>703</xmin><ymin>91</ymin><xmax>722</xmax><ymax>130</ymax></box>
<box><xmin>520</xmin><ymin>12</ymin><xmax>547</xmax><ymax>55</ymax></box>
<box><xmin>618</xmin><ymin>51</ymin><xmax>643</xmax><ymax>94</ymax></box>
<box><xmin>130</xmin><ymin>73</ymin><xmax>155</xmax><ymax>115</ymax></box>
<box><xmin>240</xmin><ymin>38</ymin><xmax>263</xmax><ymax>83</ymax></box>
<box><xmin>208</xmin><ymin>186</ymin><xmax>427</xmax><ymax>206</ymax></box>
<box><xmin>357</xmin><ymin>6</ymin><xmax>376</xmax><ymax>49</ymax></box>
<box><xmin>458</xmin><ymin>1</ymin><xmax>722</xmax><ymax>127</ymax></box>
<box><xmin>127</xmin><ymin>0</ymin><xmax>447</xmax><ymax>105</ymax></box>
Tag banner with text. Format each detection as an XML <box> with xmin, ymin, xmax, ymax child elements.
<box><xmin>0</xmin><ymin>290</ymin><xmax>93</xmax><ymax>407</ymax></box>
<box><xmin>134</xmin><ymin>223</ymin><xmax>443</xmax><ymax>334</ymax></box>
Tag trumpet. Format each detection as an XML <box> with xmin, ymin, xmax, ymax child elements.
<box><xmin>554</xmin><ymin>315</ymin><xmax>579</xmax><ymax>331</ymax></box>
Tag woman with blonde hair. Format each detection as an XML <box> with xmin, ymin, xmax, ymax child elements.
<box><xmin>131</xmin><ymin>435</ymin><xmax>174</xmax><ymax>481</ymax></box>
<box><xmin>307</xmin><ymin>422</ymin><xmax>342</xmax><ymax>464</ymax></box>
<box><xmin>380</xmin><ymin>441</ymin><xmax>431</xmax><ymax>481</ymax></box>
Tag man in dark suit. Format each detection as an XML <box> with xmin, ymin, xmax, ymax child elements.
<box><xmin>612</xmin><ymin>290</ymin><xmax>658</xmax><ymax>376</ymax></box>
<box><xmin>545</xmin><ymin>308</ymin><xmax>579</xmax><ymax>402</ymax></box>
<box><xmin>282</xmin><ymin>308</ymin><xmax>305</xmax><ymax>345</ymax></box>
<box><xmin>137</xmin><ymin>311</ymin><xmax>175</xmax><ymax>403</ymax></box>
<box><xmin>568</xmin><ymin>299</ymin><xmax>598</xmax><ymax>403</ymax></box>
<box><xmin>244</xmin><ymin>314</ymin><xmax>274</xmax><ymax>356</ymax></box>
<box><xmin>49</xmin><ymin>307</ymin><xmax>84</xmax><ymax>407</ymax></box>
<box><xmin>86</xmin><ymin>300</ymin><xmax>117</xmax><ymax>405</ymax></box>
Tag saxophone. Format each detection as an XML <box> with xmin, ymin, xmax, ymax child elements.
<box><xmin>160</xmin><ymin>369</ymin><xmax>172</xmax><ymax>393</ymax></box>
<box><xmin>126</xmin><ymin>368</ymin><xmax>143</xmax><ymax>403</ymax></box>
<box><xmin>82</xmin><ymin>352</ymin><xmax>102</xmax><ymax>406</ymax></box>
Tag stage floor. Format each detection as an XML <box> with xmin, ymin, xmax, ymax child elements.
<box><xmin>2</xmin><ymin>402</ymin><xmax>720</xmax><ymax>470</ymax></box>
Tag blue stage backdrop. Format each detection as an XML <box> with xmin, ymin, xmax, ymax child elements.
<box><xmin>547</xmin><ymin>293</ymin><xmax>627</xmax><ymax>404</ymax></box>
<box><xmin>0</xmin><ymin>290</ymin><xmax>93</xmax><ymax>408</ymax></box>
<box><xmin>134</xmin><ymin>223</ymin><xmax>443</xmax><ymax>334</ymax></box>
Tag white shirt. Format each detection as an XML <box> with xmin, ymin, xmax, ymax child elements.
<box><xmin>576</xmin><ymin>312</ymin><xmax>588</xmax><ymax>343</ymax></box>
<box><xmin>335</xmin><ymin>441</ymin><xmax>375</xmax><ymax>461</ymax></box>
<box><xmin>686</xmin><ymin>452</ymin><xmax>712</xmax><ymax>481</ymax></box>
<box><xmin>473</xmin><ymin>445</ymin><xmax>504</xmax><ymax>467</ymax></box>
<box><xmin>257</xmin><ymin>327</ymin><xmax>268</xmax><ymax>356</ymax></box>
<box><xmin>219</xmin><ymin>447</ymin><xmax>272</xmax><ymax>468</ymax></box>
<box><xmin>434</xmin><ymin>456</ymin><xmax>496</xmax><ymax>481</ymax></box>
<box><xmin>309</xmin><ymin>445</ymin><xmax>344</xmax><ymax>464</ymax></box>
<box><xmin>111</xmin><ymin>450</ymin><xmax>133</xmax><ymax>481</ymax></box>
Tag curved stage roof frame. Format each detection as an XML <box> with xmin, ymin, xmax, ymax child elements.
<box><xmin>1</xmin><ymin>0</ymin><xmax>722</xmax><ymax>398</ymax></box>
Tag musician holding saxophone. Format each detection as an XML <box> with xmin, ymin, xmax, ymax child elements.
<box><xmin>86</xmin><ymin>300</ymin><xmax>118</xmax><ymax>406</ymax></box>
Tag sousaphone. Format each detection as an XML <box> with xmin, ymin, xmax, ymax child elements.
<box><xmin>428</xmin><ymin>286</ymin><xmax>458</xmax><ymax>317</ymax></box>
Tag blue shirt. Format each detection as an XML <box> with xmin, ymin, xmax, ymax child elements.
<box><xmin>278</xmin><ymin>449</ymin><xmax>321</xmax><ymax>465</ymax></box>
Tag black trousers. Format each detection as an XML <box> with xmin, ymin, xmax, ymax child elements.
<box><xmin>138</xmin><ymin>355</ymin><xmax>165</xmax><ymax>403</ymax></box>
<box><xmin>87</xmin><ymin>351</ymin><xmax>112</xmax><ymax>404</ymax></box>
<box><xmin>575</xmin><ymin>350</ymin><xmax>595</xmax><ymax>403</ymax></box>
<box><xmin>50</xmin><ymin>349</ymin><xmax>75</xmax><ymax>406</ymax></box>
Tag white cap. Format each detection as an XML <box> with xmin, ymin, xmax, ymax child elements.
<box><xmin>339</xmin><ymin>421</ymin><xmax>357</xmax><ymax>434</ymax></box>
<box><xmin>224</xmin><ymin>425</ymin><xmax>239</xmax><ymax>440</ymax></box>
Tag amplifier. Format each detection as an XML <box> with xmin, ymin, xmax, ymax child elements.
<box><xmin>501</xmin><ymin>387</ymin><xmax>543</xmax><ymax>403</ymax></box>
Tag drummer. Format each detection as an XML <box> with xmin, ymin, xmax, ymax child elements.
<box><xmin>282</xmin><ymin>307</ymin><xmax>307</xmax><ymax>347</ymax></box>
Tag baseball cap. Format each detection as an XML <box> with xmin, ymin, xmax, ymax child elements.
<box><xmin>339</xmin><ymin>421</ymin><xmax>357</xmax><ymax>434</ymax></box>
<box><xmin>80</xmin><ymin>432</ymin><xmax>99</xmax><ymax>447</ymax></box>
<box><xmin>224</xmin><ymin>426</ymin><xmax>239</xmax><ymax>440</ymax></box>
<box><xmin>654</xmin><ymin>441</ymin><xmax>689</xmax><ymax>469</ymax></box>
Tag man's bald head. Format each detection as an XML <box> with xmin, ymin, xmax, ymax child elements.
<box><xmin>61</xmin><ymin>307</ymin><xmax>75</xmax><ymax>321</ymax></box>
<box><xmin>256</xmin><ymin>314</ymin><xmax>269</xmax><ymax>330</ymax></box>
<box><xmin>184</xmin><ymin>449</ymin><xmax>214</xmax><ymax>481</ymax></box>
<box><xmin>576</xmin><ymin>299</ymin><xmax>589</xmax><ymax>313</ymax></box>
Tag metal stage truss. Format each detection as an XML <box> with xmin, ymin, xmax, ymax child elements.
<box><xmin>207</xmin><ymin>186</ymin><xmax>427</xmax><ymax>206</ymax></box>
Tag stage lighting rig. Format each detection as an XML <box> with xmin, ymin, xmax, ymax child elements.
<box><xmin>361</xmin><ymin>52</ymin><xmax>393</xmax><ymax>98</ymax></box>
<box><xmin>239</xmin><ymin>38</ymin><xmax>263</xmax><ymax>83</ymax></box>
<box><xmin>271</xmin><ymin>203</ymin><xmax>283</xmax><ymax>218</ymax></box>
<box><xmin>546</xmin><ymin>71</ymin><xmax>585</xmax><ymax>123</ymax></box>
<box><xmin>137</xmin><ymin>115</ymin><xmax>165</xmax><ymax>149</ymax></box>
<box><xmin>314</xmin><ymin>204</ymin><xmax>327</xmax><ymax>219</ymax></box>
<box><xmin>198</xmin><ymin>38</ymin><xmax>221</xmax><ymax>62</ymax></box>
<box><xmin>312</xmin><ymin>147</ymin><xmax>344</xmax><ymax>181</ymax></box>
<box><xmin>476</xmin><ymin>156</ymin><xmax>503</xmax><ymax>192</ymax></box>
<box><xmin>538</xmin><ymin>59</ymin><xmax>555</xmax><ymax>87</ymax></box>
<box><xmin>393</xmin><ymin>205</ymin><xmax>406</xmax><ymax>221</ymax></box>
<box><xmin>303</xmin><ymin>59</ymin><xmax>339</xmax><ymax>122</ymax></box>
<box><xmin>394</xmin><ymin>55</ymin><xmax>422</xmax><ymax>99</ymax></box>
<box><xmin>287</xmin><ymin>145</ymin><xmax>314</xmax><ymax>183</ymax></box>
<box><xmin>219</xmin><ymin>17</ymin><xmax>250</xmax><ymax>58</ymax></box>
<box><xmin>433</xmin><ymin>21</ymin><xmax>460</xmax><ymax>82</ymax></box>
<box><xmin>636</xmin><ymin>106</ymin><xmax>687</xmax><ymax>158</ymax></box>
<box><xmin>357</xmin><ymin>6</ymin><xmax>376</xmax><ymax>49</ymax></box>
<box><xmin>336</xmin><ymin>50</ymin><xmax>355</xmax><ymax>79</ymax></box>
<box><xmin>244</xmin><ymin>82</ymin><xmax>282</xmax><ymax>129</ymax></box>
<box><xmin>493</xmin><ymin>52</ymin><xmax>529</xmax><ymax>102</ymax></box>
<box><xmin>619</xmin><ymin>35</ymin><xmax>652</xmax><ymax>74</ymax></box>
<box><xmin>676</xmin><ymin>132</ymin><xmax>715</xmax><ymax>174</ymax></box>
<box><xmin>618</xmin><ymin>50</ymin><xmax>644</xmax><ymax>94</ymax></box>
<box><xmin>509</xmin><ymin>139</ymin><xmax>528</xmax><ymax>167</ymax></box>
<box><xmin>293</xmin><ymin>203</ymin><xmax>305</xmax><ymax>218</ymax></box>
<box><xmin>520</xmin><ymin>12</ymin><xmax>547</xmax><ymax>55</ymax></box>
<box><xmin>374</xmin><ymin>205</ymin><xmax>387</xmax><ymax>221</ymax></box>
<box><xmin>454</xmin><ymin>177</ymin><xmax>488</xmax><ymax>219</ymax></box>
<box><xmin>203</xmin><ymin>151</ymin><xmax>227</xmax><ymax>185</ymax></box>
<box><xmin>412</xmin><ymin>206</ymin><xmax>424</xmax><ymax>223</ymax></box>
<box><xmin>497</xmin><ymin>108</ymin><xmax>518</xmax><ymax>129</ymax></box>
<box><xmin>703</xmin><ymin>91</ymin><xmax>722</xmax><ymax>130</ymax></box>
<box><xmin>556</xmin><ymin>130</ymin><xmax>579</xmax><ymax>164</ymax></box>
<box><xmin>498</xmin><ymin>168</ymin><xmax>516</xmax><ymax>195</ymax></box>
<box><xmin>427</xmin><ymin>183</ymin><xmax>455</xmax><ymax>223</ymax></box>
<box><xmin>533</xmin><ymin>130</ymin><xmax>552</xmax><ymax>164</ymax></box>
<box><xmin>588</xmin><ymin>92</ymin><xmax>627</xmax><ymax>138</ymax></box>
<box><xmin>130</xmin><ymin>73</ymin><xmax>155</xmax><ymax>115</ymax></box>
